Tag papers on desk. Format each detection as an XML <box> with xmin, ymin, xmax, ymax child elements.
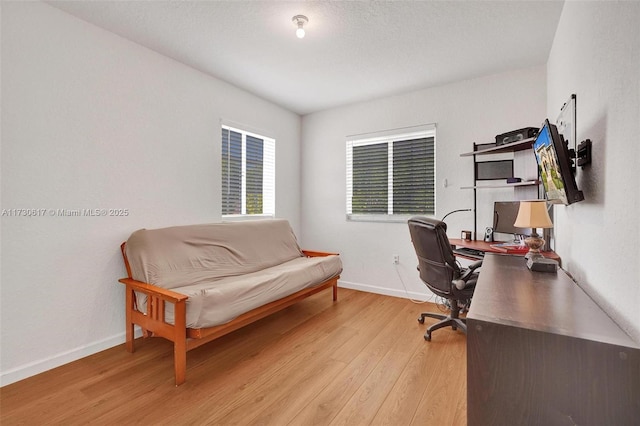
<box><xmin>490</xmin><ymin>242</ymin><xmax>529</xmax><ymax>254</ymax></box>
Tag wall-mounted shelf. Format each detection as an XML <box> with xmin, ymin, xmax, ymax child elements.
<box><xmin>461</xmin><ymin>137</ymin><xmax>540</xmax><ymax>240</ymax></box>
<box><xmin>460</xmin><ymin>137</ymin><xmax>536</xmax><ymax>157</ymax></box>
<box><xmin>461</xmin><ymin>180</ymin><xmax>539</xmax><ymax>190</ymax></box>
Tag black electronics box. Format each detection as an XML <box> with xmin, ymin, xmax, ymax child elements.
<box><xmin>495</xmin><ymin>127</ymin><xmax>539</xmax><ymax>145</ymax></box>
<box><xmin>527</xmin><ymin>257</ymin><xmax>558</xmax><ymax>273</ymax></box>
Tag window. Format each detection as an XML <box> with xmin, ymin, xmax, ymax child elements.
<box><xmin>221</xmin><ymin>125</ymin><xmax>275</xmax><ymax>217</ymax></box>
<box><xmin>346</xmin><ymin>125</ymin><xmax>435</xmax><ymax>221</ymax></box>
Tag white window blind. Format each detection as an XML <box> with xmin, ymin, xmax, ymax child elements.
<box><xmin>222</xmin><ymin>125</ymin><xmax>275</xmax><ymax>217</ymax></box>
<box><xmin>346</xmin><ymin>125</ymin><xmax>435</xmax><ymax>221</ymax></box>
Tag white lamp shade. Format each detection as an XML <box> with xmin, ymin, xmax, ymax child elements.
<box><xmin>514</xmin><ymin>200</ymin><xmax>553</xmax><ymax>229</ymax></box>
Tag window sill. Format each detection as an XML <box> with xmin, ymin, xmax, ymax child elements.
<box><xmin>222</xmin><ymin>214</ymin><xmax>274</xmax><ymax>222</ymax></box>
<box><xmin>346</xmin><ymin>214</ymin><xmax>433</xmax><ymax>223</ymax></box>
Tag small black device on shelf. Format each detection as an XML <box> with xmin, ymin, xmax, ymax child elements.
<box><xmin>495</xmin><ymin>127</ymin><xmax>539</xmax><ymax>146</ymax></box>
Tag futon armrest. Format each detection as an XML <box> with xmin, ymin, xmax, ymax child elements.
<box><xmin>302</xmin><ymin>250</ymin><xmax>339</xmax><ymax>257</ymax></box>
<box><xmin>118</xmin><ymin>278</ymin><xmax>188</xmax><ymax>304</ymax></box>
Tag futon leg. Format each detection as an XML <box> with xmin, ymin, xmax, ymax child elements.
<box><xmin>125</xmin><ymin>323</ymin><xmax>135</xmax><ymax>353</ymax></box>
<box><xmin>173</xmin><ymin>299</ymin><xmax>187</xmax><ymax>386</ymax></box>
<box><xmin>125</xmin><ymin>288</ymin><xmax>135</xmax><ymax>353</ymax></box>
<box><xmin>174</xmin><ymin>342</ymin><xmax>186</xmax><ymax>386</ymax></box>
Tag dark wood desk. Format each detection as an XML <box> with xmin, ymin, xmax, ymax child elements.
<box><xmin>467</xmin><ymin>254</ymin><xmax>640</xmax><ymax>425</ymax></box>
<box><xmin>449</xmin><ymin>238</ymin><xmax>561</xmax><ymax>263</ymax></box>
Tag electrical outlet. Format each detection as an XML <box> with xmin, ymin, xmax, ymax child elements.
<box><xmin>393</xmin><ymin>254</ymin><xmax>400</xmax><ymax>264</ymax></box>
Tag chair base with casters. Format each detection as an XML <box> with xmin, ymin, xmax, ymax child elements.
<box><xmin>418</xmin><ymin>302</ymin><xmax>468</xmax><ymax>341</ymax></box>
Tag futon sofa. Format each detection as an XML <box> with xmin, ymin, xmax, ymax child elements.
<box><xmin>119</xmin><ymin>219</ymin><xmax>342</xmax><ymax>385</ymax></box>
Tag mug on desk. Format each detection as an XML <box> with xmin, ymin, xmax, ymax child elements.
<box><xmin>461</xmin><ymin>230</ymin><xmax>472</xmax><ymax>241</ymax></box>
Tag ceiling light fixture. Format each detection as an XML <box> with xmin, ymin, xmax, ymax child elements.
<box><xmin>292</xmin><ymin>15</ymin><xmax>308</xmax><ymax>39</ymax></box>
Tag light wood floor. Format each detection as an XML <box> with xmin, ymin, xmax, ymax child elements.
<box><xmin>0</xmin><ymin>288</ymin><xmax>467</xmax><ymax>425</ymax></box>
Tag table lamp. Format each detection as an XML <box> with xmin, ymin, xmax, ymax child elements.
<box><xmin>513</xmin><ymin>200</ymin><xmax>553</xmax><ymax>260</ymax></box>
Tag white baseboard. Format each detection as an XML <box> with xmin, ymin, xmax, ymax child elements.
<box><xmin>338</xmin><ymin>280</ymin><xmax>434</xmax><ymax>302</ymax></box>
<box><xmin>0</xmin><ymin>328</ymin><xmax>143</xmax><ymax>387</ymax></box>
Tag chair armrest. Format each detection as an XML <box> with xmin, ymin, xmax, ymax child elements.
<box><xmin>461</xmin><ymin>260</ymin><xmax>482</xmax><ymax>279</ymax></box>
<box><xmin>468</xmin><ymin>260</ymin><xmax>483</xmax><ymax>272</ymax></box>
<box><xmin>118</xmin><ymin>278</ymin><xmax>188</xmax><ymax>304</ymax></box>
<box><xmin>455</xmin><ymin>260</ymin><xmax>483</xmax><ymax>289</ymax></box>
<box><xmin>302</xmin><ymin>250</ymin><xmax>339</xmax><ymax>257</ymax></box>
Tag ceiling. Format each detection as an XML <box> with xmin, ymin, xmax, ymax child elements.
<box><xmin>48</xmin><ymin>1</ymin><xmax>565</xmax><ymax>115</ymax></box>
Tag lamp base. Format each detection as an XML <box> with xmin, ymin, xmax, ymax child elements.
<box><xmin>523</xmin><ymin>233</ymin><xmax>545</xmax><ymax>260</ymax></box>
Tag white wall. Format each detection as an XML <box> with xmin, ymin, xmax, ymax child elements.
<box><xmin>547</xmin><ymin>2</ymin><xmax>640</xmax><ymax>342</ymax></box>
<box><xmin>7</xmin><ymin>0</ymin><xmax>636</xmax><ymax>389</ymax></box>
<box><xmin>0</xmin><ymin>2</ymin><xmax>301</xmax><ymax>385</ymax></box>
<box><xmin>301</xmin><ymin>67</ymin><xmax>546</xmax><ymax>299</ymax></box>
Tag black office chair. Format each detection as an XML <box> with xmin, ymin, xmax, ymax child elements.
<box><xmin>408</xmin><ymin>216</ymin><xmax>482</xmax><ymax>341</ymax></box>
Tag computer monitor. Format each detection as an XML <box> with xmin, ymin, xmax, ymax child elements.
<box><xmin>492</xmin><ymin>201</ymin><xmax>532</xmax><ymax>241</ymax></box>
<box><xmin>533</xmin><ymin>119</ymin><xmax>584</xmax><ymax>205</ymax></box>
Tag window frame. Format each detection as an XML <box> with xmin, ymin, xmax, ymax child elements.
<box><xmin>346</xmin><ymin>124</ymin><xmax>436</xmax><ymax>223</ymax></box>
<box><xmin>221</xmin><ymin>124</ymin><xmax>275</xmax><ymax>219</ymax></box>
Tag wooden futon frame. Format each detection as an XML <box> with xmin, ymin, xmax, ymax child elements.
<box><xmin>119</xmin><ymin>244</ymin><xmax>339</xmax><ymax>386</ymax></box>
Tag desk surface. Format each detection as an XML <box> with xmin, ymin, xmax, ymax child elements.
<box><xmin>468</xmin><ymin>254</ymin><xmax>636</xmax><ymax>348</ymax></box>
<box><xmin>466</xmin><ymin>254</ymin><xmax>640</xmax><ymax>425</ymax></box>
<box><xmin>449</xmin><ymin>238</ymin><xmax>561</xmax><ymax>262</ymax></box>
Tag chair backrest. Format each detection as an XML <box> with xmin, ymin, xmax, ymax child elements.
<box><xmin>408</xmin><ymin>216</ymin><xmax>461</xmax><ymax>296</ymax></box>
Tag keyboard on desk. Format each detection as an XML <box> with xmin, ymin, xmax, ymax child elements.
<box><xmin>452</xmin><ymin>247</ymin><xmax>485</xmax><ymax>260</ymax></box>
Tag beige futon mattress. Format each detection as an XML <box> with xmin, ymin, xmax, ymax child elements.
<box><xmin>135</xmin><ymin>254</ymin><xmax>342</xmax><ymax>329</ymax></box>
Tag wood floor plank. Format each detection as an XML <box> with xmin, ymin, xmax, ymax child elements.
<box><xmin>0</xmin><ymin>289</ymin><xmax>468</xmax><ymax>426</ymax></box>
<box><xmin>410</xmin><ymin>330</ymin><xmax>467</xmax><ymax>425</ymax></box>
<box><xmin>236</xmin><ymin>357</ymin><xmax>348</xmax><ymax>426</ymax></box>
<box><xmin>370</xmin><ymin>332</ymin><xmax>453</xmax><ymax>425</ymax></box>
<box><xmin>286</xmin><ymin>297</ymin><xmax>418</xmax><ymax>426</ymax></box>
<box><xmin>203</xmin><ymin>326</ymin><xmax>359</xmax><ymax>425</ymax></box>
<box><xmin>207</xmin><ymin>293</ymin><xmax>404</xmax><ymax>425</ymax></box>
<box><xmin>325</xmin><ymin>301</ymin><xmax>430</xmax><ymax>426</ymax></box>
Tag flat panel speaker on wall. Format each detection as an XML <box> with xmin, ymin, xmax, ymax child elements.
<box><xmin>475</xmin><ymin>160</ymin><xmax>514</xmax><ymax>180</ymax></box>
